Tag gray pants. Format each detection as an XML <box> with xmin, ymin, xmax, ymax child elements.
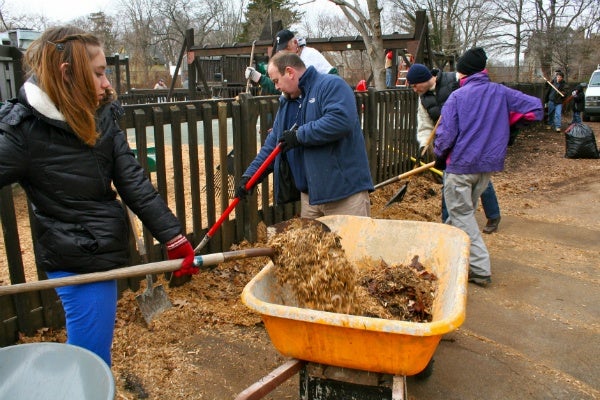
<box><xmin>300</xmin><ymin>191</ymin><xmax>371</xmax><ymax>219</ymax></box>
<box><xmin>444</xmin><ymin>172</ymin><xmax>492</xmax><ymax>276</ymax></box>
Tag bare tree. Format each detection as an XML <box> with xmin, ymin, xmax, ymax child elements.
<box><xmin>387</xmin><ymin>0</ymin><xmax>461</xmax><ymax>63</ymax></box>
<box><xmin>239</xmin><ymin>0</ymin><xmax>303</xmax><ymax>42</ymax></box>
<box><xmin>205</xmin><ymin>0</ymin><xmax>248</xmax><ymax>45</ymax></box>
<box><xmin>528</xmin><ymin>0</ymin><xmax>599</xmax><ymax>79</ymax></box>
<box><xmin>116</xmin><ymin>0</ymin><xmax>157</xmax><ymax>86</ymax></box>
<box><xmin>388</xmin><ymin>0</ymin><xmax>499</xmax><ymax>60</ymax></box>
<box><xmin>487</xmin><ymin>0</ymin><xmax>537</xmax><ymax>81</ymax></box>
<box><xmin>151</xmin><ymin>0</ymin><xmax>220</xmax><ymax>66</ymax></box>
<box><xmin>298</xmin><ymin>13</ymin><xmax>368</xmax><ymax>83</ymax></box>
<box><xmin>0</xmin><ymin>5</ymin><xmax>53</xmax><ymax>31</ymax></box>
<box><xmin>328</xmin><ymin>0</ymin><xmax>387</xmax><ymax>89</ymax></box>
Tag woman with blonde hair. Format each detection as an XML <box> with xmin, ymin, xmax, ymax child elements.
<box><xmin>0</xmin><ymin>26</ymin><xmax>197</xmax><ymax>366</ymax></box>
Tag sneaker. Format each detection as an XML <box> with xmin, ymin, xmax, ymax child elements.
<box><xmin>545</xmin><ymin>125</ymin><xmax>551</xmax><ymax>130</ymax></box>
<box><xmin>468</xmin><ymin>272</ymin><xmax>492</xmax><ymax>287</ymax></box>
<box><xmin>483</xmin><ymin>217</ymin><xmax>501</xmax><ymax>234</ymax></box>
<box><xmin>555</xmin><ymin>127</ymin><xmax>561</xmax><ymax>132</ymax></box>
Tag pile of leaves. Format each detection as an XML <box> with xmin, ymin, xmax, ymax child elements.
<box><xmin>357</xmin><ymin>255</ymin><xmax>438</xmax><ymax>322</ymax></box>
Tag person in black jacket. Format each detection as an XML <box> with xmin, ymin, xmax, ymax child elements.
<box><xmin>406</xmin><ymin>63</ymin><xmax>501</xmax><ymax>234</ymax></box>
<box><xmin>545</xmin><ymin>70</ymin><xmax>567</xmax><ymax>132</ymax></box>
<box><xmin>570</xmin><ymin>83</ymin><xmax>586</xmax><ymax>124</ymax></box>
<box><xmin>0</xmin><ymin>26</ymin><xmax>197</xmax><ymax>366</ymax></box>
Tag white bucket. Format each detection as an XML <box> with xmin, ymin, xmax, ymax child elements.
<box><xmin>0</xmin><ymin>342</ymin><xmax>115</xmax><ymax>400</ymax></box>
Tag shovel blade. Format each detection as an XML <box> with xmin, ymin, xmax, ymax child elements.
<box><xmin>266</xmin><ymin>218</ymin><xmax>330</xmax><ymax>240</ymax></box>
<box><xmin>136</xmin><ymin>283</ymin><xmax>172</xmax><ymax>325</ymax></box>
<box><xmin>385</xmin><ymin>184</ymin><xmax>408</xmax><ymax>207</ymax></box>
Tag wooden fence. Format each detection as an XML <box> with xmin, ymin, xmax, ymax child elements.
<box><xmin>0</xmin><ymin>87</ymin><xmax>420</xmax><ymax>345</ymax></box>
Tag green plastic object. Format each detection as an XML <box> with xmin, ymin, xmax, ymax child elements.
<box><xmin>132</xmin><ymin>147</ymin><xmax>157</xmax><ymax>172</ymax></box>
<box><xmin>0</xmin><ymin>342</ymin><xmax>115</xmax><ymax>400</ymax></box>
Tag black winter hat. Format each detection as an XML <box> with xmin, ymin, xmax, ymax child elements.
<box><xmin>456</xmin><ymin>47</ymin><xmax>487</xmax><ymax>75</ymax></box>
<box><xmin>406</xmin><ymin>63</ymin><xmax>433</xmax><ymax>84</ymax></box>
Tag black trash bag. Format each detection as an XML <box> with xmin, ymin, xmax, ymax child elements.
<box><xmin>564</xmin><ymin>123</ymin><xmax>599</xmax><ymax>159</ymax></box>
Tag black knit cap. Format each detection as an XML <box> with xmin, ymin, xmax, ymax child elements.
<box><xmin>456</xmin><ymin>47</ymin><xmax>487</xmax><ymax>75</ymax></box>
<box><xmin>406</xmin><ymin>64</ymin><xmax>433</xmax><ymax>84</ymax></box>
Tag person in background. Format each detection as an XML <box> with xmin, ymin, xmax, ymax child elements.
<box><xmin>0</xmin><ymin>26</ymin><xmax>196</xmax><ymax>366</ymax></box>
<box><xmin>245</xmin><ymin>29</ymin><xmax>337</xmax><ymax>95</ymax></box>
<box><xmin>385</xmin><ymin>49</ymin><xmax>393</xmax><ymax>88</ymax></box>
<box><xmin>545</xmin><ymin>70</ymin><xmax>567</xmax><ymax>132</ymax></box>
<box><xmin>434</xmin><ymin>47</ymin><xmax>543</xmax><ymax>286</ymax></box>
<box><xmin>237</xmin><ymin>52</ymin><xmax>373</xmax><ymax>218</ymax></box>
<box><xmin>570</xmin><ymin>83</ymin><xmax>586</xmax><ymax>124</ymax></box>
<box><xmin>154</xmin><ymin>78</ymin><xmax>167</xmax><ymax>89</ymax></box>
<box><xmin>406</xmin><ymin>63</ymin><xmax>502</xmax><ymax>234</ymax></box>
<box><xmin>356</xmin><ymin>79</ymin><xmax>368</xmax><ymax>92</ymax></box>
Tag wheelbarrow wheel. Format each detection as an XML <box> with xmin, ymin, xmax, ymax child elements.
<box><xmin>414</xmin><ymin>358</ymin><xmax>434</xmax><ymax>380</ymax></box>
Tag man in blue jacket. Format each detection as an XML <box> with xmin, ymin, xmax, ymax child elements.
<box><xmin>237</xmin><ymin>52</ymin><xmax>373</xmax><ymax>218</ymax></box>
<box><xmin>434</xmin><ymin>47</ymin><xmax>543</xmax><ymax>286</ymax></box>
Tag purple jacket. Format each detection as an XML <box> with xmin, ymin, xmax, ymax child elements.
<box><xmin>434</xmin><ymin>71</ymin><xmax>543</xmax><ymax>174</ymax></box>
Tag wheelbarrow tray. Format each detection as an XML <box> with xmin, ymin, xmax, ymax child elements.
<box><xmin>241</xmin><ymin>215</ymin><xmax>470</xmax><ymax>376</ymax></box>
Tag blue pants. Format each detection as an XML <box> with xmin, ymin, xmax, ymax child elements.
<box><xmin>46</xmin><ymin>271</ymin><xmax>118</xmax><ymax>366</ymax></box>
<box><xmin>442</xmin><ymin>180</ymin><xmax>500</xmax><ymax>222</ymax></box>
<box><xmin>547</xmin><ymin>101</ymin><xmax>562</xmax><ymax>129</ymax></box>
<box><xmin>386</xmin><ymin>68</ymin><xmax>393</xmax><ymax>88</ymax></box>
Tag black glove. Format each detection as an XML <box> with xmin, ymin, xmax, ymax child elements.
<box><xmin>235</xmin><ymin>176</ymin><xmax>254</xmax><ymax>200</ymax></box>
<box><xmin>434</xmin><ymin>155</ymin><xmax>447</xmax><ymax>171</ymax></box>
<box><xmin>415</xmin><ymin>146</ymin><xmax>425</xmax><ymax>166</ymax></box>
<box><xmin>278</xmin><ymin>129</ymin><xmax>300</xmax><ymax>153</ymax></box>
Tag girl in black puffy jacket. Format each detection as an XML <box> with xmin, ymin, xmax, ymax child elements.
<box><xmin>0</xmin><ymin>26</ymin><xmax>197</xmax><ymax>366</ymax></box>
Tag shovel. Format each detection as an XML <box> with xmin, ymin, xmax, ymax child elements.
<box><xmin>127</xmin><ymin>208</ymin><xmax>172</xmax><ymax>324</ymax></box>
<box><xmin>538</xmin><ymin>74</ymin><xmax>565</xmax><ymax>97</ymax></box>
<box><xmin>0</xmin><ymin>249</ymin><xmax>271</xmax><ymax>296</ymax></box>
<box><xmin>377</xmin><ymin>118</ymin><xmax>441</xmax><ymax>206</ymax></box>
<box><xmin>0</xmin><ymin>219</ymin><xmax>330</xmax><ymax>297</ymax></box>
<box><xmin>374</xmin><ymin>161</ymin><xmax>436</xmax><ymax>205</ymax></box>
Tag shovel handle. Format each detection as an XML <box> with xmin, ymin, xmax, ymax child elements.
<box><xmin>0</xmin><ymin>248</ymin><xmax>275</xmax><ymax>296</ymax></box>
<box><xmin>374</xmin><ymin>161</ymin><xmax>436</xmax><ymax>189</ymax></box>
<box><xmin>540</xmin><ymin>75</ymin><xmax>565</xmax><ymax>97</ymax></box>
<box><xmin>194</xmin><ymin>142</ymin><xmax>284</xmax><ymax>254</ymax></box>
<box><xmin>0</xmin><ymin>260</ymin><xmax>182</xmax><ymax>296</ymax></box>
<box><xmin>245</xmin><ymin>40</ymin><xmax>257</xmax><ymax>93</ymax></box>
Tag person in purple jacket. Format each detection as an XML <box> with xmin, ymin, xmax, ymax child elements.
<box><xmin>433</xmin><ymin>47</ymin><xmax>543</xmax><ymax>286</ymax></box>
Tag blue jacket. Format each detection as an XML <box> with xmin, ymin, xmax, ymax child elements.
<box><xmin>243</xmin><ymin>66</ymin><xmax>373</xmax><ymax>205</ymax></box>
<box><xmin>435</xmin><ymin>72</ymin><xmax>543</xmax><ymax>174</ymax></box>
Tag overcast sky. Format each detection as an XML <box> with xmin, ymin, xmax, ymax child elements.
<box><xmin>4</xmin><ymin>0</ymin><xmax>339</xmax><ymax>27</ymax></box>
<box><xmin>5</xmin><ymin>0</ymin><xmax>116</xmax><ymax>23</ymax></box>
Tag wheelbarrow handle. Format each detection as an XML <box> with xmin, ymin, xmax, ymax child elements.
<box><xmin>0</xmin><ymin>248</ymin><xmax>274</xmax><ymax>296</ymax></box>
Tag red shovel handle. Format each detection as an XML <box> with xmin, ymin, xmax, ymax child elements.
<box><xmin>245</xmin><ymin>143</ymin><xmax>282</xmax><ymax>190</ymax></box>
<box><xmin>196</xmin><ymin>143</ymin><xmax>283</xmax><ymax>253</ymax></box>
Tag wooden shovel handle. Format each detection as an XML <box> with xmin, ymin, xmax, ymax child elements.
<box><xmin>374</xmin><ymin>161</ymin><xmax>436</xmax><ymax>189</ymax></box>
<box><xmin>0</xmin><ymin>248</ymin><xmax>274</xmax><ymax>296</ymax></box>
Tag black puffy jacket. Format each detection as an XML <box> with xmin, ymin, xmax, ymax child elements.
<box><xmin>0</xmin><ymin>80</ymin><xmax>182</xmax><ymax>273</ymax></box>
<box><xmin>420</xmin><ymin>71</ymin><xmax>459</xmax><ymax>122</ymax></box>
